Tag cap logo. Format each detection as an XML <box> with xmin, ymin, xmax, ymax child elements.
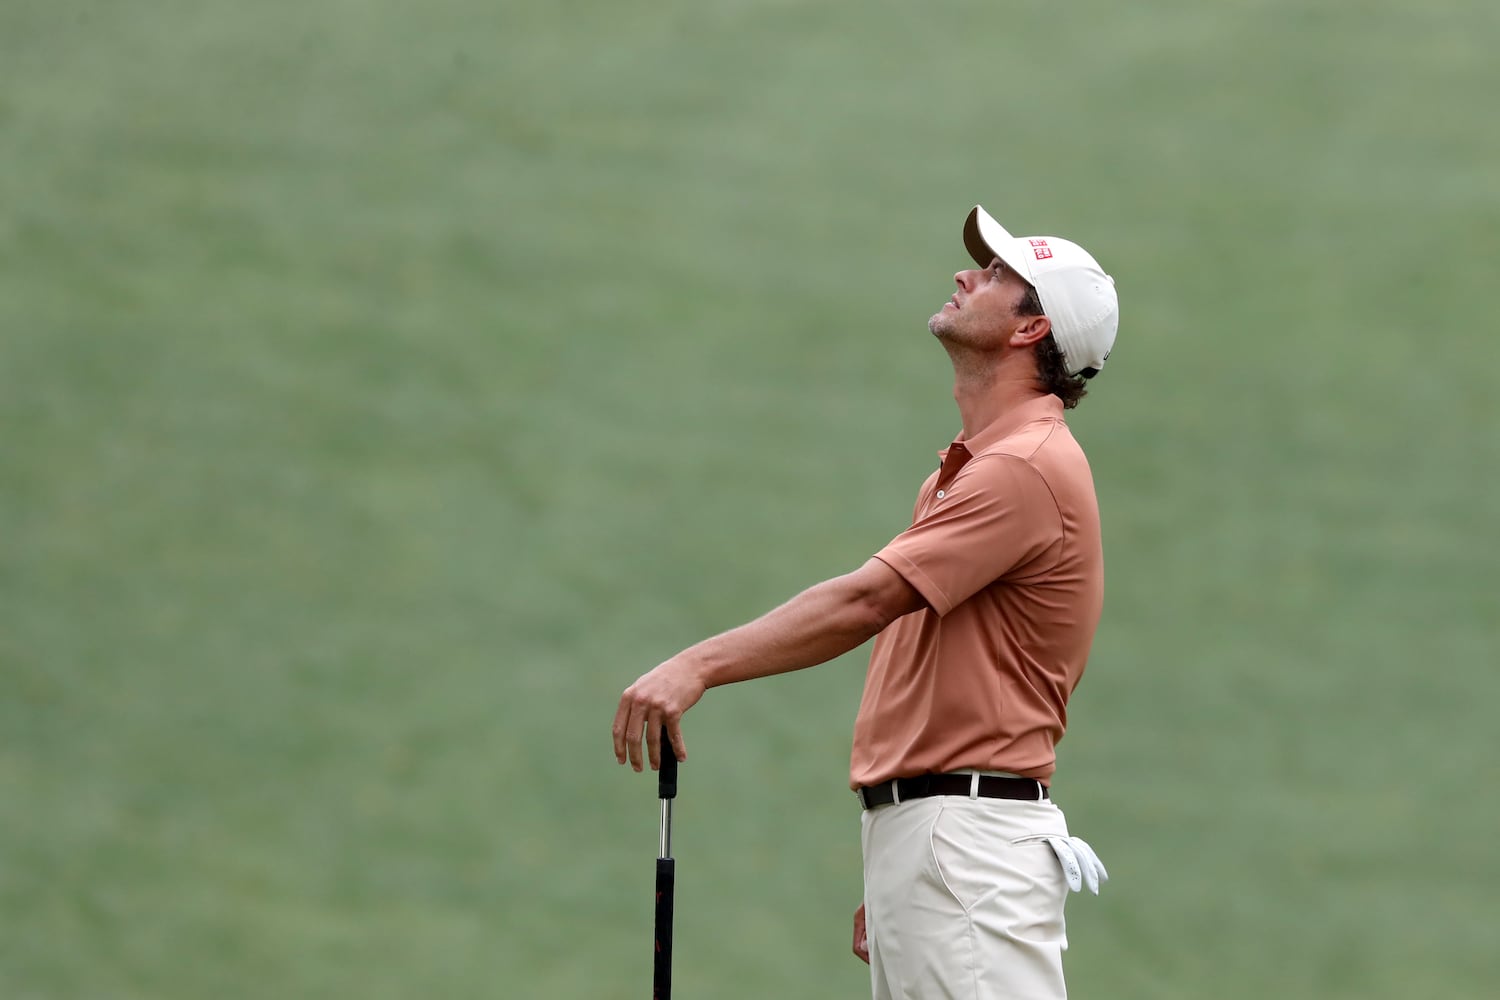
<box><xmin>1028</xmin><ymin>238</ymin><xmax>1052</xmax><ymax>260</ymax></box>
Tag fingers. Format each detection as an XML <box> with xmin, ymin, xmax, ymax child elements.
<box><xmin>644</xmin><ymin>714</ymin><xmax>690</xmax><ymax>770</ymax></box>
<box><xmin>1075</xmin><ymin>839</ymin><xmax>1099</xmax><ymax>895</ymax></box>
<box><xmin>626</xmin><ymin>701</ymin><xmax>648</xmax><ymax>771</ymax></box>
<box><xmin>611</xmin><ymin>697</ymin><xmax>630</xmax><ymax>765</ymax></box>
<box><xmin>645</xmin><ymin>719</ymin><xmax>663</xmax><ymax>771</ymax></box>
<box><xmin>612</xmin><ymin>682</ymin><xmax>652</xmax><ymax>771</ymax></box>
<box><xmin>1044</xmin><ymin>835</ymin><xmax>1108</xmax><ymax>895</ymax></box>
<box><xmin>1045</xmin><ymin>836</ymin><xmax>1084</xmax><ymax>892</ymax></box>
<box><xmin>665</xmin><ymin>718</ymin><xmax>688</xmax><ymax>765</ymax></box>
<box><xmin>1069</xmin><ymin>837</ymin><xmax>1108</xmax><ymax>893</ymax></box>
<box><xmin>852</xmin><ymin>903</ymin><xmax>869</xmax><ymax>964</ymax></box>
<box><xmin>612</xmin><ymin>685</ymin><xmax>669</xmax><ymax>772</ymax></box>
<box><xmin>1068</xmin><ymin>833</ymin><xmax>1104</xmax><ymax>893</ymax></box>
<box><xmin>1071</xmin><ymin>837</ymin><xmax>1108</xmax><ymax>883</ymax></box>
<box><xmin>612</xmin><ymin>662</ymin><xmax>703</xmax><ymax>771</ymax></box>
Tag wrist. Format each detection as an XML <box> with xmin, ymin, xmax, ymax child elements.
<box><xmin>684</xmin><ymin>650</ymin><xmax>720</xmax><ymax>690</ymax></box>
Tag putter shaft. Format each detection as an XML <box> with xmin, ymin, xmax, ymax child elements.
<box><xmin>653</xmin><ymin>728</ymin><xmax>680</xmax><ymax>1000</ymax></box>
<box><xmin>658</xmin><ymin>798</ymin><xmax>673</xmax><ymax>859</ymax></box>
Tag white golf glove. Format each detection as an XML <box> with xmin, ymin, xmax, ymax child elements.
<box><xmin>1044</xmin><ymin>836</ymin><xmax>1109</xmax><ymax>895</ymax></box>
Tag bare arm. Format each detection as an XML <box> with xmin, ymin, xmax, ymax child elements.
<box><xmin>611</xmin><ymin>558</ymin><xmax>926</xmax><ymax>771</ymax></box>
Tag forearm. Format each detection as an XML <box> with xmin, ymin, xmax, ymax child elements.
<box><xmin>678</xmin><ymin>573</ymin><xmax>889</xmax><ymax>690</ymax></box>
<box><xmin>613</xmin><ymin>558</ymin><xmax>924</xmax><ymax>769</ymax></box>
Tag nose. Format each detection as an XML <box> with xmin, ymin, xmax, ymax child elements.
<box><xmin>954</xmin><ymin>269</ymin><xmax>977</xmax><ymax>292</ymax></box>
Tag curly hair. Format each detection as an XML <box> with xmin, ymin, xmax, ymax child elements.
<box><xmin>1034</xmin><ymin>335</ymin><xmax>1089</xmax><ymax>409</ymax></box>
<box><xmin>1015</xmin><ymin>283</ymin><xmax>1089</xmax><ymax>409</ymax></box>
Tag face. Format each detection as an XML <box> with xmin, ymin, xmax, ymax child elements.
<box><xmin>928</xmin><ymin>257</ymin><xmax>1041</xmax><ymax>351</ymax></box>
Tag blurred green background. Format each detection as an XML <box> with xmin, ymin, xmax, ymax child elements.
<box><xmin>3</xmin><ymin>0</ymin><xmax>1497</xmax><ymax>996</ymax></box>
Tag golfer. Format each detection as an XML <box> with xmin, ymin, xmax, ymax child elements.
<box><xmin>613</xmin><ymin>205</ymin><xmax>1118</xmax><ymax>999</ymax></box>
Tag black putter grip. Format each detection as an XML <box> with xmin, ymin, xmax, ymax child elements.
<box><xmin>657</xmin><ymin>726</ymin><xmax>678</xmax><ymax>799</ymax></box>
<box><xmin>653</xmin><ymin>857</ymin><xmax>675</xmax><ymax>999</ymax></box>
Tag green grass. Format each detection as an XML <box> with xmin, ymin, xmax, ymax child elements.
<box><xmin>3</xmin><ymin>1</ymin><xmax>1498</xmax><ymax>996</ymax></box>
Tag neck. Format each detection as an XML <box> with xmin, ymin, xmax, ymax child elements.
<box><xmin>945</xmin><ymin>344</ymin><xmax>1047</xmax><ymax>439</ymax></box>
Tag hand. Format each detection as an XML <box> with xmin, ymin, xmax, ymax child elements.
<box><xmin>851</xmin><ymin>903</ymin><xmax>869</xmax><ymax>964</ymax></box>
<box><xmin>612</xmin><ymin>657</ymin><xmax>706</xmax><ymax>772</ymax></box>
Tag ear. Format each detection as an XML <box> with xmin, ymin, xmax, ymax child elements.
<box><xmin>1008</xmin><ymin>314</ymin><xmax>1051</xmax><ymax>349</ymax></box>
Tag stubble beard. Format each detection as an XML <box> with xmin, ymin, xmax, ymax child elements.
<box><xmin>929</xmin><ymin>309</ymin><xmax>982</xmax><ymax>350</ymax></box>
<box><xmin>929</xmin><ymin>309</ymin><xmax>1010</xmax><ymax>381</ymax></box>
<box><xmin>928</xmin><ymin>310</ymin><xmax>955</xmax><ymax>341</ymax></box>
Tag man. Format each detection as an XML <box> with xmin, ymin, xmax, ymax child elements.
<box><xmin>612</xmin><ymin>205</ymin><xmax>1118</xmax><ymax>999</ymax></box>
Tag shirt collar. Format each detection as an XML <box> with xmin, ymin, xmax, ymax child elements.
<box><xmin>939</xmin><ymin>394</ymin><xmax>1065</xmax><ymax>460</ymax></box>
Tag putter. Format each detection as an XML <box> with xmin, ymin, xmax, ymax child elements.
<box><xmin>653</xmin><ymin>726</ymin><xmax>679</xmax><ymax>1000</ymax></box>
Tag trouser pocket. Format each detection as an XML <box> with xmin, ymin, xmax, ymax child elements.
<box><xmin>929</xmin><ymin>803</ymin><xmax>1070</xmax><ymax>913</ymax></box>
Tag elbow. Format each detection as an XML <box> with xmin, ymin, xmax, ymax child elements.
<box><xmin>850</xmin><ymin>596</ymin><xmax>896</xmax><ymax>640</ymax></box>
<box><xmin>832</xmin><ymin>558</ymin><xmax>928</xmax><ymax>642</ymax></box>
<box><xmin>848</xmin><ymin>576</ymin><xmax>924</xmax><ymax>636</ymax></box>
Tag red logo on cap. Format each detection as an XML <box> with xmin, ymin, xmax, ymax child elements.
<box><xmin>1028</xmin><ymin>239</ymin><xmax>1048</xmax><ymax>247</ymax></box>
<box><xmin>1033</xmin><ymin>247</ymin><xmax>1053</xmax><ymax>260</ymax></box>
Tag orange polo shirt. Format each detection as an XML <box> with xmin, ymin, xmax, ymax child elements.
<box><xmin>849</xmin><ymin>394</ymin><xmax>1103</xmax><ymax>789</ymax></box>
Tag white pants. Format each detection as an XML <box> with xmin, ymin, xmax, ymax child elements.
<box><xmin>860</xmin><ymin>795</ymin><xmax>1072</xmax><ymax>1000</ymax></box>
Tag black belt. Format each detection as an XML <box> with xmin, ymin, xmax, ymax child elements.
<box><xmin>856</xmin><ymin>772</ymin><xmax>1048</xmax><ymax>810</ymax></box>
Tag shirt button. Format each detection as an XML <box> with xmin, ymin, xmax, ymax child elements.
<box><xmin>936</xmin><ymin>490</ymin><xmax>946</xmax><ymax>499</ymax></box>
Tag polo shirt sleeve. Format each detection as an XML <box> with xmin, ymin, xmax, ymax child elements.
<box><xmin>874</xmin><ymin>455</ymin><xmax>1062</xmax><ymax>616</ymax></box>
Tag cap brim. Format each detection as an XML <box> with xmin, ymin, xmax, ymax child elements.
<box><xmin>963</xmin><ymin>206</ymin><xmax>1035</xmax><ymax>284</ymax></box>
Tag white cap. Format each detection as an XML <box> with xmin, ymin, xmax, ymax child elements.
<box><xmin>962</xmin><ymin>205</ymin><xmax>1118</xmax><ymax>377</ymax></box>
